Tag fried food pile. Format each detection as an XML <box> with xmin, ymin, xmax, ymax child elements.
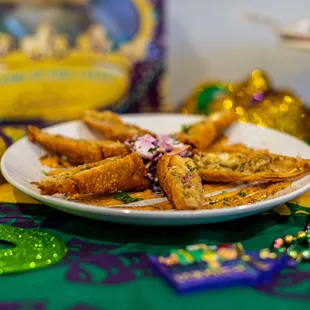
<box><xmin>28</xmin><ymin>110</ymin><xmax>310</xmax><ymax>210</ymax></box>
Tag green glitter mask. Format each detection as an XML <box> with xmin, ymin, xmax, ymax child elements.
<box><xmin>0</xmin><ymin>225</ymin><xmax>67</xmax><ymax>274</ymax></box>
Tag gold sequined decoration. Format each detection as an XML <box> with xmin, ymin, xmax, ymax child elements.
<box><xmin>241</xmin><ymin>90</ymin><xmax>310</xmax><ymax>141</ymax></box>
<box><xmin>181</xmin><ymin>69</ymin><xmax>310</xmax><ymax>141</ymax></box>
<box><xmin>0</xmin><ymin>225</ymin><xmax>67</xmax><ymax>274</ymax></box>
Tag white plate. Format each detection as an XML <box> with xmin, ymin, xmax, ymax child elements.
<box><xmin>2</xmin><ymin>114</ymin><xmax>310</xmax><ymax>226</ymax></box>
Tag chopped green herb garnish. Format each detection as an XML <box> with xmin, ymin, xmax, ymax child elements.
<box><xmin>42</xmin><ymin>170</ymin><xmax>49</xmax><ymax>176</ymax></box>
<box><xmin>238</xmin><ymin>191</ymin><xmax>246</xmax><ymax>197</ymax></box>
<box><xmin>221</xmin><ymin>190</ymin><xmax>228</xmax><ymax>194</ymax></box>
<box><xmin>186</xmin><ymin>163</ymin><xmax>200</xmax><ymax>172</ymax></box>
<box><xmin>113</xmin><ymin>191</ymin><xmax>143</xmax><ymax>204</ymax></box>
<box><xmin>181</xmin><ymin>124</ymin><xmax>191</xmax><ymax>133</ymax></box>
<box><xmin>223</xmin><ymin>197</ymin><xmax>229</xmax><ymax>201</ymax></box>
<box><xmin>148</xmin><ymin>147</ymin><xmax>158</xmax><ymax>153</ymax></box>
<box><xmin>191</xmin><ymin>166</ymin><xmax>200</xmax><ymax>171</ymax></box>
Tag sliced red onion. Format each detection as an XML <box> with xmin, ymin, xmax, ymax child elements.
<box><xmin>124</xmin><ymin>134</ymin><xmax>190</xmax><ymax>193</ymax></box>
<box><xmin>126</xmin><ymin>134</ymin><xmax>187</xmax><ymax>160</ymax></box>
<box><xmin>133</xmin><ymin>134</ymin><xmax>158</xmax><ymax>159</ymax></box>
<box><xmin>157</xmin><ymin>134</ymin><xmax>184</xmax><ymax>151</ymax></box>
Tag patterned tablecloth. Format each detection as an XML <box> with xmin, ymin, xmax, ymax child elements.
<box><xmin>0</xmin><ymin>183</ymin><xmax>309</xmax><ymax>310</ymax></box>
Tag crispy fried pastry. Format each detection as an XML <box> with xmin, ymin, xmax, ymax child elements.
<box><xmin>205</xmin><ymin>136</ymin><xmax>253</xmax><ymax>153</ymax></box>
<box><xmin>173</xmin><ymin>111</ymin><xmax>237</xmax><ymax>150</ymax></box>
<box><xmin>157</xmin><ymin>155</ymin><xmax>204</xmax><ymax>210</ymax></box>
<box><xmin>193</xmin><ymin>151</ymin><xmax>310</xmax><ymax>183</ymax></box>
<box><xmin>35</xmin><ymin>153</ymin><xmax>150</xmax><ymax>196</ymax></box>
<box><xmin>207</xmin><ymin>143</ymin><xmax>252</xmax><ymax>153</ymax></box>
<box><xmin>83</xmin><ymin>110</ymin><xmax>155</xmax><ymax>142</ymax></box>
<box><xmin>28</xmin><ymin>125</ymin><xmax>128</xmax><ymax>164</ymax></box>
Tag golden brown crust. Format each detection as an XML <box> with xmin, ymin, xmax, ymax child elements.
<box><xmin>36</xmin><ymin>153</ymin><xmax>150</xmax><ymax>196</ymax></box>
<box><xmin>174</xmin><ymin>121</ymin><xmax>216</xmax><ymax>150</ymax></box>
<box><xmin>207</xmin><ymin>143</ymin><xmax>252</xmax><ymax>153</ymax></box>
<box><xmin>193</xmin><ymin>151</ymin><xmax>310</xmax><ymax>183</ymax></box>
<box><xmin>205</xmin><ymin>136</ymin><xmax>254</xmax><ymax>153</ymax></box>
<box><xmin>157</xmin><ymin>155</ymin><xmax>204</xmax><ymax>210</ymax></box>
<box><xmin>82</xmin><ymin>110</ymin><xmax>155</xmax><ymax>142</ymax></box>
<box><xmin>208</xmin><ymin>110</ymin><xmax>237</xmax><ymax>135</ymax></box>
<box><xmin>84</xmin><ymin>110</ymin><xmax>123</xmax><ymax>123</ymax></box>
<box><xmin>173</xmin><ymin>111</ymin><xmax>237</xmax><ymax>150</ymax></box>
<box><xmin>28</xmin><ymin>125</ymin><xmax>128</xmax><ymax>164</ymax></box>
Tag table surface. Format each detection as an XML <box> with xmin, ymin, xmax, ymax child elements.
<box><xmin>0</xmin><ymin>182</ymin><xmax>309</xmax><ymax>310</ymax></box>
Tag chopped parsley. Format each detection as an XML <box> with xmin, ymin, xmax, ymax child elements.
<box><xmin>221</xmin><ymin>190</ymin><xmax>228</xmax><ymax>194</ymax></box>
<box><xmin>113</xmin><ymin>191</ymin><xmax>143</xmax><ymax>204</ymax></box>
<box><xmin>42</xmin><ymin>170</ymin><xmax>49</xmax><ymax>176</ymax></box>
<box><xmin>191</xmin><ymin>167</ymin><xmax>200</xmax><ymax>171</ymax></box>
<box><xmin>186</xmin><ymin>163</ymin><xmax>200</xmax><ymax>172</ymax></box>
<box><xmin>238</xmin><ymin>191</ymin><xmax>246</xmax><ymax>197</ymax></box>
<box><xmin>181</xmin><ymin>124</ymin><xmax>191</xmax><ymax>133</ymax></box>
<box><xmin>148</xmin><ymin>147</ymin><xmax>158</xmax><ymax>153</ymax></box>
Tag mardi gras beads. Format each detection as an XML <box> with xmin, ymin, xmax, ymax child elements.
<box><xmin>271</xmin><ymin>216</ymin><xmax>310</xmax><ymax>262</ymax></box>
<box><xmin>0</xmin><ymin>225</ymin><xmax>67</xmax><ymax>274</ymax></box>
<box><xmin>284</xmin><ymin>234</ymin><xmax>295</xmax><ymax>245</ymax></box>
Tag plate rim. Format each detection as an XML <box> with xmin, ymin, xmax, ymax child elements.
<box><xmin>1</xmin><ymin>114</ymin><xmax>310</xmax><ymax>222</ymax></box>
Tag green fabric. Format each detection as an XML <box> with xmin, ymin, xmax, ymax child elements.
<box><xmin>0</xmin><ymin>202</ymin><xmax>309</xmax><ymax>310</ymax></box>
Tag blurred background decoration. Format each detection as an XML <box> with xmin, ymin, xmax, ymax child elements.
<box><xmin>179</xmin><ymin>69</ymin><xmax>310</xmax><ymax>143</ymax></box>
<box><xmin>0</xmin><ymin>0</ymin><xmax>164</xmax><ymax>123</ymax></box>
